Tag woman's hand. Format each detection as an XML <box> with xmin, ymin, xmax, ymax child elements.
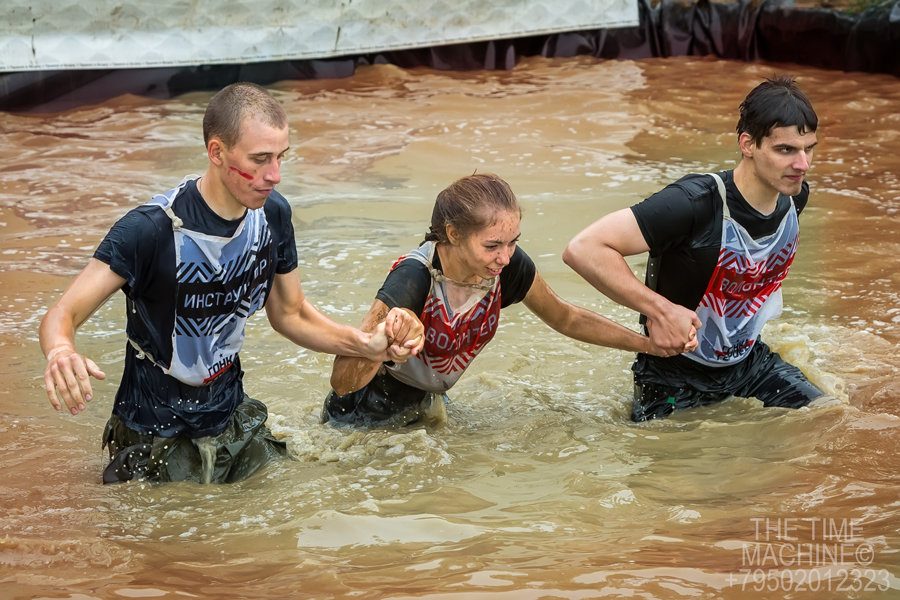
<box><xmin>383</xmin><ymin>307</ymin><xmax>424</xmax><ymax>363</ymax></box>
<box><xmin>645</xmin><ymin>320</ymin><xmax>699</xmax><ymax>356</ymax></box>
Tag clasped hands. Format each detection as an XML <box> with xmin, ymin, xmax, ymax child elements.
<box><xmin>367</xmin><ymin>307</ymin><xmax>425</xmax><ymax>363</ymax></box>
<box><xmin>645</xmin><ymin>304</ymin><xmax>702</xmax><ymax>357</ymax></box>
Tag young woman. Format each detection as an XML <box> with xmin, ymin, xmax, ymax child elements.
<box><xmin>321</xmin><ymin>173</ymin><xmax>690</xmax><ymax>428</ymax></box>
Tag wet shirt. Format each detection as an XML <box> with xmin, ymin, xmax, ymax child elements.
<box><xmin>376</xmin><ymin>242</ymin><xmax>536</xmax><ymax>392</ymax></box>
<box><xmin>631</xmin><ymin>170</ymin><xmax>808</xmax><ymax>314</ymax></box>
<box><xmin>630</xmin><ymin>170</ymin><xmax>809</xmax><ymax>373</ymax></box>
<box><xmin>94</xmin><ymin>178</ymin><xmax>298</xmax><ymax>437</ymax></box>
<box><xmin>688</xmin><ymin>173</ymin><xmax>799</xmax><ymax>366</ymax></box>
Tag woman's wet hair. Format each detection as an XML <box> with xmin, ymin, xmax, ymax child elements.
<box><xmin>203</xmin><ymin>82</ymin><xmax>287</xmax><ymax>148</ymax></box>
<box><xmin>736</xmin><ymin>75</ymin><xmax>818</xmax><ymax>146</ymax></box>
<box><xmin>424</xmin><ymin>173</ymin><xmax>521</xmax><ymax>244</ymax></box>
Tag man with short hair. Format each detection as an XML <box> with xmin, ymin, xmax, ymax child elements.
<box><xmin>40</xmin><ymin>82</ymin><xmax>423</xmax><ymax>482</ymax></box>
<box><xmin>563</xmin><ymin>75</ymin><xmax>829</xmax><ymax>421</ymax></box>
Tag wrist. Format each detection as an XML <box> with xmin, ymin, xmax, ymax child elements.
<box><xmin>46</xmin><ymin>345</ymin><xmax>75</xmax><ymax>362</ymax></box>
<box><xmin>643</xmin><ymin>294</ymin><xmax>673</xmax><ymax>323</ymax></box>
<box><xmin>356</xmin><ymin>329</ymin><xmax>374</xmax><ymax>355</ymax></box>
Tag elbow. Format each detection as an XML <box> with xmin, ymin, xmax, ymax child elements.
<box><xmin>265</xmin><ymin>306</ymin><xmax>290</xmax><ymax>338</ymax></box>
<box><xmin>561</xmin><ymin>244</ymin><xmax>575</xmax><ymax>268</ymax></box>
<box><xmin>330</xmin><ymin>372</ymin><xmax>349</xmax><ymax>396</ymax></box>
<box><xmin>329</xmin><ymin>358</ymin><xmax>358</xmax><ymax>396</ymax></box>
<box><xmin>562</xmin><ymin>239</ymin><xmax>582</xmax><ymax>272</ymax></box>
<box><xmin>269</xmin><ymin>320</ymin><xmax>285</xmax><ymax>338</ymax></box>
<box><xmin>329</xmin><ymin>358</ymin><xmax>341</xmax><ymax>393</ymax></box>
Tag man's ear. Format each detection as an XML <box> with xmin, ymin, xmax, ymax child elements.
<box><xmin>738</xmin><ymin>132</ymin><xmax>755</xmax><ymax>159</ymax></box>
<box><xmin>207</xmin><ymin>138</ymin><xmax>225</xmax><ymax>165</ymax></box>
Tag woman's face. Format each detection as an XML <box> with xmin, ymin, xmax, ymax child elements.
<box><xmin>453</xmin><ymin>209</ymin><xmax>521</xmax><ymax>282</ymax></box>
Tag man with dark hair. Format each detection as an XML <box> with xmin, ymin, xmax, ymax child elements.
<box><xmin>563</xmin><ymin>75</ymin><xmax>830</xmax><ymax>421</ymax></box>
<box><xmin>40</xmin><ymin>82</ymin><xmax>423</xmax><ymax>483</ymax></box>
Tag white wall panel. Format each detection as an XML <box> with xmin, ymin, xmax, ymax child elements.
<box><xmin>2</xmin><ymin>0</ymin><xmax>638</xmax><ymax>71</ymax></box>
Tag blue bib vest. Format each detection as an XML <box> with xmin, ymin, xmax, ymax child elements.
<box><xmin>131</xmin><ymin>176</ymin><xmax>273</xmax><ymax>385</ymax></box>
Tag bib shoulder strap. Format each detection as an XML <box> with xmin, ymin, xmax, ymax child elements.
<box><xmin>149</xmin><ymin>175</ymin><xmax>200</xmax><ymax>230</ymax></box>
<box><xmin>127</xmin><ymin>336</ymin><xmax>163</xmax><ymax>368</ymax></box>
<box><xmin>404</xmin><ymin>241</ymin><xmax>493</xmax><ymax>291</ymax></box>
<box><xmin>707</xmin><ymin>172</ymin><xmax>730</xmax><ymax>219</ymax></box>
<box><xmin>162</xmin><ymin>205</ymin><xmax>183</xmax><ymax>230</ymax></box>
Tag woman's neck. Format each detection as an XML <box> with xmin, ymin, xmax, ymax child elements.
<box><xmin>435</xmin><ymin>243</ymin><xmax>481</xmax><ymax>284</ymax></box>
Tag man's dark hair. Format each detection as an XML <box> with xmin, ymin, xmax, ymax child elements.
<box><xmin>736</xmin><ymin>75</ymin><xmax>818</xmax><ymax>147</ymax></box>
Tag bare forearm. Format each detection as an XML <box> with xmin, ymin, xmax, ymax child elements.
<box><xmin>39</xmin><ymin>306</ymin><xmax>78</xmax><ymax>359</ymax></box>
<box><xmin>329</xmin><ymin>302</ymin><xmax>385</xmax><ymax>394</ymax></box>
<box><xmin>564</xmin><ymin>243</ymin><xmax>669</xmax><ymax>322</ymax></box>
<box><xmin>532</xmin><ymin>295</ymin><xmax>650</xmax><ymax>353</ymax></box>
<box><xmin>39</xmin><ymin>262</ymin><xmax>118</xmax><ymax>412</ymax></box>
<box><xmin>269</xmin><ymin>300</ymin><xmax>373</xmax><ymax>357</ymax></box>
<box><xmin>564</xmin><ymin>211</ymin><xmax>699</xmax><ymax>355</ymax></box>
<box><xmin>330</xmin><ymin>354</ymin><xmax>383</xmax><ymax>395</ymax></box>
<box><xmin>562</xmin><ymin>307</ymin><xmax>651</xmax><ymax>353</ymax></box>
<box><xmin>328</xmin><ymin>302</ymin><xmax>424</xmax><ymax>395</ymax></box>
<box><xmin>40</xmin><ymin>259</ymin><xmax>124</xmax><ymax>359</ymax></box>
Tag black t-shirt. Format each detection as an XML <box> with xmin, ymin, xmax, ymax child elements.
<box><xmin>324</xmin><ymin>243</ymin><xmax>537</xmax><ymax>423</ymax></box>
<box><xmin>631</xmin><ymin>170</ymin><xmax>809</xmax><ymax>311</ymax></box>
<box><xmin>93</xmin><ymin>179</ymin><xmax>298</xmax><ymax>437</ymax></box>
<box><xmin>376</xmin><ymin>244</ymin><xmax>536</xmax><ymax>315</ymax></box>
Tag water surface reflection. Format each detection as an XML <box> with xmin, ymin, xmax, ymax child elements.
<box><xmin>1</xmin><ymin>55</ymin><xmax>897</xmax><ymax>599</ymax></box>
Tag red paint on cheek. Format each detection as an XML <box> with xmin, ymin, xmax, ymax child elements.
<box><xmin>229</xmin><ymin>166</ymin><xmax>254</xmax><ymax>181</ymax></box>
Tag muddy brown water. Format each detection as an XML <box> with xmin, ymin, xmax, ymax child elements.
<box><xmin>1</xmin><ymin>55</ymin><xmax>897</xmax><ymax>599</ymax></box>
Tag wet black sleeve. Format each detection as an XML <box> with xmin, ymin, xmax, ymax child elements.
<box><xmin>375</xmin><ymin>259</ymin><xmax>432</xmax><ymax>316</ymax></box>
<box><xmin>630</xmin><ymin>175</ymin><xmax>711</xmax><ymax>255</ymax></box>
<box><xmin>264</xmin><ymin>191</ymin><xmax>299</xmax><ymax>274</ymax></box>
<box><xmin>628</xmin><ymin>174</ymin><xmax>722</xmax><ymax>310</ymax></box>
<box><xmin>499</xmin><ymin>246</ymin><xmax>536</xmax><ymax>308</ymax></box>
<box><xmin>93</xmin><ymin>206</ymin><xmax>169</xmax><ymax>297</ymax></box>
